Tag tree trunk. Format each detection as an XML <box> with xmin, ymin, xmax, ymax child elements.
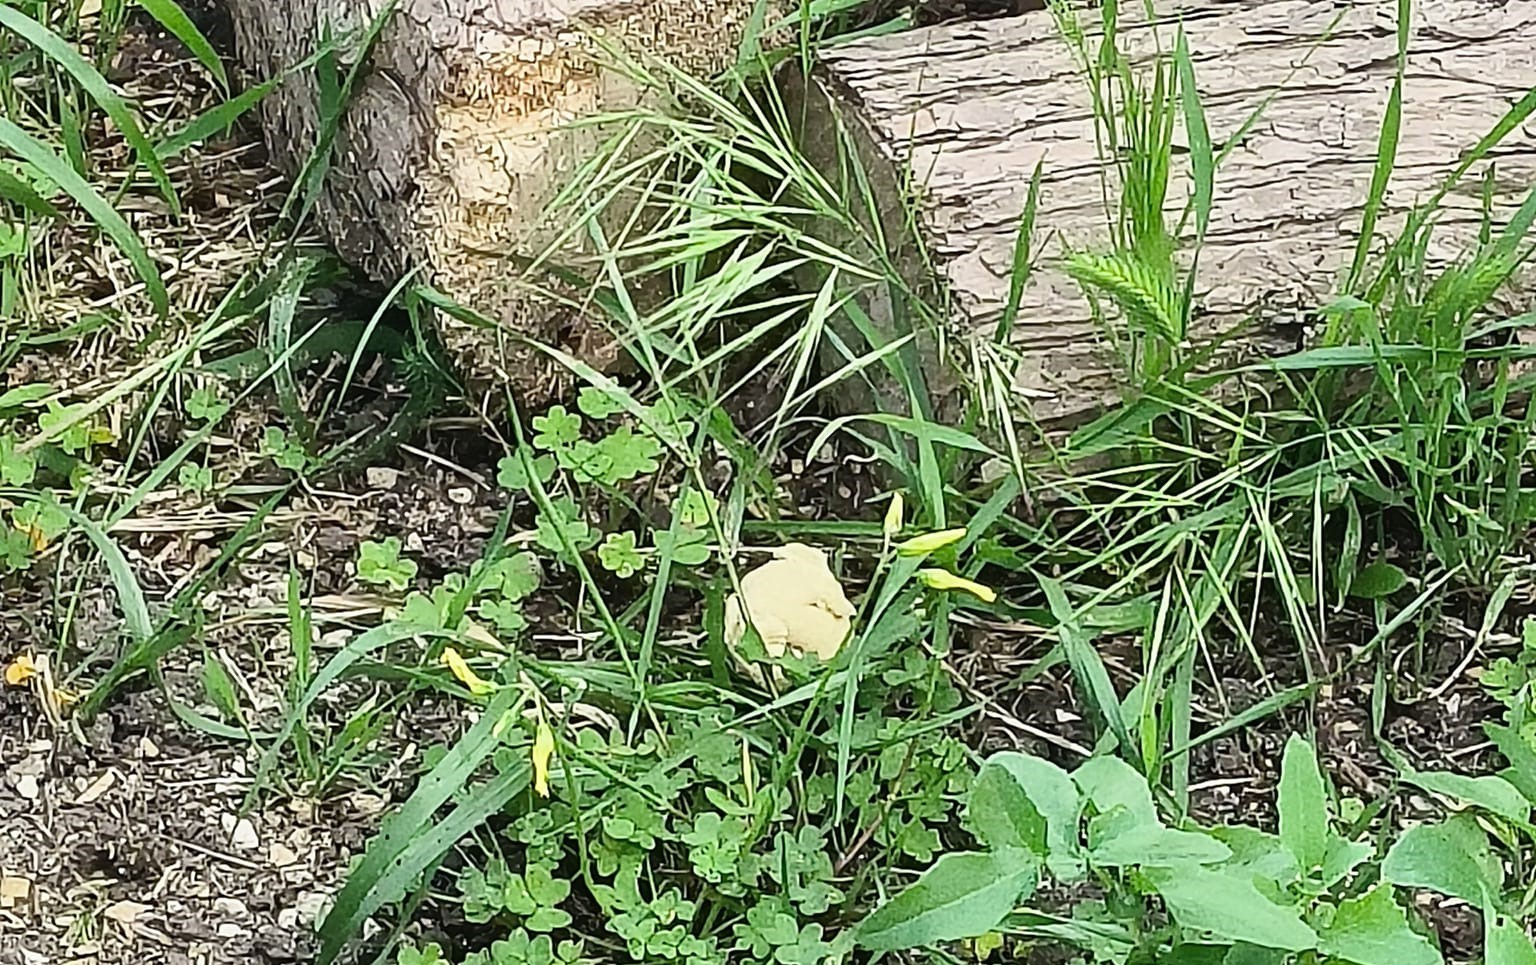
<box><xmin>786</xmin><ymin>0</ymin><xmax>1536</xmax><ymax>428</ymax></box>
<box><xmin>222</xmin><ymin>0</ymin><xmax>776</xmax><ymax>403</ymax></box>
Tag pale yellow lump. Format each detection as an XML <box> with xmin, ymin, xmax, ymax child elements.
<box><xmin>723</xmin><ymin>542</ymin><xmax>855</xmax><ymax>665</ymax></box>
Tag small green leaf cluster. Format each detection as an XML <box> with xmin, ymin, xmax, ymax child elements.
<box><xmin>1480</xmin><ymin>618</ymin><xmax>1536</xmax><ymax>751</ymax></box>
<box><xmin>1</xmin><ymin>383</ymin><xmax>113</xmax><ymax>576</ymax></box>
<box><xmin>418</xmin><ymin>642</ymin><xmax>969</xmax><ymax>965</ymax></box>
<box><xmin>263</xmin><ymin>426</ymin><xmax>310</xmax><ymax>473</ymax></box>
<box><xmin>386</xmin><ymin>550</ymin><xmax>542</xmax><ymax>642</ymax></box>
<box><xmin>497</xmin><ymin>388</ymin><xmax>710</xmax><ymax>575</ymax></box>
<box><xmin>356</xmin><ymin>536</ymin><xmax>419</xmax><ymax>592</ymax></box>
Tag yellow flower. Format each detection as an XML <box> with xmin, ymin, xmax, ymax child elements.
<box><xmin>916</xmin><ymin>567</ymin><xmax>997</xmax><ymax>603</ymax></box>
<box><xmin>895</xmin><ymin>528</ymin><xmax>967</xmax><ymax>557</ymax></box>
<box><xmin>882</xmin><ymin>492</ymin><xmax>905</xmax><ymax>539</ymax></box>
<box><xmin>532</xmin><ymin>721</ymin><xmax>555</xmax><ymax>798</ymax></box>
<box><xmin>439</xmin><ymin>647</ymin><xmax>494</xmax><ymax>696</ymax></box>
<box><xmin>4</xmin><ymin>654</ymin><xmax>36</xmax><ymax>686</ymax></box>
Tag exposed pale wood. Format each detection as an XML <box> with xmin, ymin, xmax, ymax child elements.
<box><xmin>222</xmin><ymin>0</ymin><xmax>776</xmax><ymax>402</ymax></box>
<box><xmin>791</xmin><ymin>0</ymin><xmax>1536</xmax><ymax>427</ymax></box>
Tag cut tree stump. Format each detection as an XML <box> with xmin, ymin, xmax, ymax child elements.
<box><xmin>786</xmin><ymin>0</ymin><xmax>1536</xmax><ymax>427</ymax></box>
<box><xmin>222</xmin><ymin>0</ymin><xmax>777</xmax><ymax>403</ymax></box>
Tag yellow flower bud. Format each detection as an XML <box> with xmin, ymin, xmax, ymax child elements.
<box><xmin>532</xmin><ymin>721</ymin><xmax>555</xmax><ymax>798</ymax></box>
<box><xmin>439</xmin><ymin>647</ymin><xmax>494</xmax><ymax>696</ymax></box>
<box><xmin>882</xmin><ymin>492</ymin><xmax>905</xmax><ymax>538</ymax></box>
<box><xmin>895</xmin><ymin>528</ymin><xmax>967</xmax><ymax>557</ymax></box>
<box><xmin>916</xmin><ymin>568</ymin><xmax>997</xmax><ymax>603</ymax></box>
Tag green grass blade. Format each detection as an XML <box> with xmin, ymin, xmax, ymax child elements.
<box><xmin>134</xmin><ymin>0</ymin><xmax>227</xmax><ymax>89</ymax></box>
<box><xmin>155</xmin><ymin>78</ymin><xmax>276</xmax><ymax>158</ymax></box>
<box><xmin>244</xmin><ymin>621</ymin><xmax>433</xmax><ymax>812</ymax></box>
<box><xmin>315</xmin><ymin>686</ymin><xmax>529</xmax><ymax>965</ymax></box>
<box><xmin>0</xmin><ymin>3</ymin><xmax>181</xmax><ymax>216</ymax></box>
<box><xmin>996</xmin><ymin>158</ymin><xmax>1044</xmax><ymax>346</ymax></box>
<box><xmin>155</xmin><ymin>36</ymin><xmax>350</xmax><ymax>159</ymax></box>
<box><xmin>1174</xmin><ymin>29</ymin><xmax>1213</xmax><ymax>246</ymax></box>
<box><xmin>1039</xmin><ymin>574</ymin><xmax>1131</xmax><ymax>756</ymax></box>
<box><xmin>55</xmin><ymin>503</ymin><xmax>153</xmax><ymax>644</ymax></box>
<box><xmin>0</xmin><ymin>117</ymin><xmax>168</xmax><ymax>315</ymax></box>
<box><xmin>1346</xmin><ymin>0</ymin><xmax>1410</xmax><ymax>291</ymax></box>
<box><xmin>0</xmin><ymin>165</ymin><xmax>59</xmax><ymax>217</ymax></box>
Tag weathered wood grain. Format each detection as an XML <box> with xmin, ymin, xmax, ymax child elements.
<box><xmin>222</xmin><ymin>0</ymin><xmax>776</xmax><ymax>402</ymax></box>
<box><xmin>794</xmin><ymin>0</ymin><xmax>1536</xmax><ymax>426</ymax></box>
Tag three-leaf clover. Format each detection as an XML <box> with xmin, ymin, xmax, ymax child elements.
<box><xmin>474</xmin><ymin>552</ymin><xmax>541</xmax><ymax>600</ymax></box>
<box><xmin>460</xmin><ymin>859</ymin><xmax>572</xmax><ymax>931</ymax></box>
<box><xmin>734</xmin><ymin>900</ymin><xmax>800</xmax><ymax>958</ymax></box>
<box><xmin>12</xmin><ymin>494</ymin><xmax>67</xmax><ymax>551</ymax></box>
<box><xmin>596</xmin><ymin>427</ymin><xmax>662</xmax><ymax>483</ymax></box>
<box><xmin>263</xmin><ymin>427</ymin><xmax>309</xmax><ymax>472</ymax></box>
<box><xmin>396</xmin><ymin>942</ymin><xmax>446</xmax><ymax>965</ymax></box>
<box><xmin>177</xmin><ymin>464</ymin><xmax>214</xmax><ymax>492</ymax></box>
<box><xmin>577</xmin><ymin>385</ymin><xmax>628</xmax><ymax>420</ymax></box>
<box><xmin>532</xmin><ymin>406</ymin><xmax>583</xmax><ymax>450</ymax></box>
<box><xmin>184</xmin><ymin>385</ymin><xmax>228</xmax><ymax>423</ymax></box>
<box><xmin>535</xmin><ymin>498</ymin><xmax>598</xmax><ymax>559</ymax></box>
<box><xmin>2</xmin><ymin>528</ymin><xmax>33</xmax><ymax>571</ymax></box>
<box><xmin>0</xmin><ymin>434</ymin><xmax>36</xmax><ymax>486</ymax></box>
<box><xmin>498</xmin><ymin>448</ymin><xmax>557</xmax><ymax>491</ymax></box>
<box><xmin>480</xmin><ymin>598</ymin><xmax>528</xmax><ymax>635</ymax></box>
<box><xmin>356</xmin><ymin>536</ymin><xmax>418</xmax><ymax>592</ymax></box>
<box><xmin>38</xmin><ymin>402</ymin><xmax>110</xmax><ymax>455</ymax></box>
<box><xmin>774</xmin><ymin>924</ymin><xmax>834</xmax><ymax>965</ymax></box>
<box><xmin>0</xmin><ymin>221</ymin><xmax>23</xmax><ymax>259</ymax></box>
<box><xmin>599</xmin><ymin>531</ymin><xmax>644</xmax><ymax>578</ymax></box>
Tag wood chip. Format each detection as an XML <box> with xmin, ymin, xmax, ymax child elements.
<box><xmin>15</xmin><ymin>773</ymin><xmax>39</xmax><ymax>800</ymax></box>
<box><xmin>0</xmin><ymin>875</ymin><xmax>31</xmax><ymax>908</ymax></box>
<box><xmin>103</xmin><ymin>899</ymin><xmax>152</xmax><ymax>924</ymax></box>
<box><xmin>72</xmin><ymin>769</ymin><xmax>116</xmax><ymax>805</ymax></box>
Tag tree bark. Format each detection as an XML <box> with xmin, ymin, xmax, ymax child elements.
<box><xmin>787</xmin><ymin>0</ymin><xmax>1536</xmax><ymax>428</ymax></box>
<box><xmin>222</xmin><ymin>0</ymin><xmax>776</xmax><ymax>403</ymax></box>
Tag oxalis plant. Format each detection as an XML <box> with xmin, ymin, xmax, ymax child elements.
<box><xmin>857</xmin><ymin>733</ymin><xmax>1536</xmax><ymax>964</ymax></box>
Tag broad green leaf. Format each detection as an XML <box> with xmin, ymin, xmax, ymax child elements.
<box><xmin>1044</xmin><ymin>577</ymin><xmax>1131</xmax><ymax>752</ymax></box>
<box><xmin>1486</xmin><ymin>912</ymin><xmax>1536</xmax><ymax>965</ymax></box>
<box><xmin>1223</xmin><ymin>946</ymin><xmax>1288</xmax><ymax>965</ymax></box>
<box><xmin>967</xmin><ymin>757</ymin><xmax>1048</xmax><ymax>856</ymax></box>
<box><xmin>1073</xmin><ymin>755</ymin><xmax>1158</xmax><ymax>827</ymax></box>
<box><xmin>1350</xmin><ymin>560</ymin><xmax>1408</xmax><ymax>599</ymax></box>
<box><xmin>1278</xmin><ymin>734</ymin><xmax>1328</xmax><ymax>870</ymax></box>
<box><xmin>856</xmin><ymin>850</ymin><xmax>1039</xmax><ymax>951</ymax></box>
<box><xmin>1090</xmin><ymin>823</ymin><xmax>1230</xmax><ymax>868</ymax></box>
<box><xmin>1483</xmin><ymin>723</ymin><xmax>1536</xmax><ymax>803</ymax></box>
<box><xmin>1320</xmin><ymin>834</ymin><xmax>1374</xmax><ymax>888</ymax></box>
<box><xmin>0</xmin><ymin>383</ymin><xmax>52</xmax><ymax>409</ymax></box>
<box><xmin>1146</xmin><ymin>866</ymin><xmax>1317</xmax><ymax>952</ymax></box>
<box><xmin>1397</xmin><ymin>766</ymin><xmax>1528</xmax><ymax>823</ymax></box>
<box><xmin>1381</xmin><ymin>815</ymin><xmax>1502</xmax><ymax>906</ymax></box>
<box><xmin>968</xmin><ymin>751</ymin><xmax>1083</xmax><ymax>877</ymax></box>
<box><xmin>316</xmin><ymin>686</ymin><xmax>528</xmax><ymax>964</ymax></box>
<box><xmin>0</xmin><ymin>166</ymin><xmax>58</xmax><ymax>217</ymax></box>
<box><xmin>1208</xmin><ymin>825</ymin><xmax>1300</xmax><ymax>888</ymax></box>
<box><xmin>1161</xmin><ymin>944</ymin><xmax>1227</xmax><ymax>964</ymax></box>
<box><xmin>1317</xmin><ymin>883</ymin><xmax>1441</xmax><ymax>965</ymax></box>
